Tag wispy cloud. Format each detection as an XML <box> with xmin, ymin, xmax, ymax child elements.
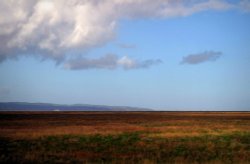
<box><xmin>118</xmin><ymin>43</ymin><xmax>136</xmax><ymax>49</ymax></box>
<box><xmin>64</xmin><ymin>54</ymin><xmax>162</xmax><ymax>70</ymax></box>
<box><xmin>117</xmin><ymin>56</ymin><xmax>162</xmax><ymax>69</ymax></box>
<box><xmin>0</xmin><ymin>0</ymin><xmax>235</xmax><ymax>65</ymax></box>
<box><xmin>181</xmin><ymin>51</ymin><xmax>222</xmax><ymax>65</ymax></box>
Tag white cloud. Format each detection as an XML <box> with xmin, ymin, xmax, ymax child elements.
<box><xmin>0</xmin><ymin>0</ymin><xmax>236</xmax><ymax>65</ymax></box>
<box><xmin>117</xmin><ymin>56</ymin><xmax>137</xmax><ymax>69</ymax></box>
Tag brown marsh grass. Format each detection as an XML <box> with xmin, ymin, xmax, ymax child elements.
<box><xmin>0</xmin><ymin>112</ymin><xmax>249</xmax><ymax>163</ymax></box>
<box><xmin>0</xmin><ymin>112</ymin><xmax>249</xmax><ymax>138</ymax></box>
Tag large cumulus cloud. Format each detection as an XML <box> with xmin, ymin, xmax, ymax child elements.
<box><xmin>0</xmin><ymin>0</ymin><xmax>234</xmax><ymax>69</ymax></box>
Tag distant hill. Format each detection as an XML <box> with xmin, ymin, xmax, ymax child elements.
<box><xmin>0</xmin><ymin>102</ymin><xmax>153</xmax><ymax>111</ymax></box>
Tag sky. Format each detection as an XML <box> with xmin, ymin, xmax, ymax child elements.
<box><xmin>0</xmin><ymin>0</ymin><xmax>250</xmax><ymax>110</ymax></box>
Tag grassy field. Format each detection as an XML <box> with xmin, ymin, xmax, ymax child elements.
<box><xmin>0</xmin><ymin>112</ymin><xmax>249</xmax><ymax>163</ymax></box>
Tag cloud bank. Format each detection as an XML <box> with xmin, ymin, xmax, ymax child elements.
<box><xmin>65</xmin><ymin>54</ymin><xmax>162</xmax><ymax>70</ymax></box>
<box><xmin>181</xmin><ymin>51</ymin><xmax>222</xmax><ymax>64</ymax></box>
<box><xmin>0</xmin><ymin>0</ymin><xmax>236</xmax><ymax>69</ymax></box>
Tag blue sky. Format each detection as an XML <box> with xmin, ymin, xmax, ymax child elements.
<box><xmin>0</xmin><ymin>0</ymin><xmax>250</xmax><ymax>110</ymax></box>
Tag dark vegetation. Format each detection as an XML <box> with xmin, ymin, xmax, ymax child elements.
<box><xmin>0</xmin><ymin>112</ymin><xmax>249</xmax><ymax>163</ymax></box>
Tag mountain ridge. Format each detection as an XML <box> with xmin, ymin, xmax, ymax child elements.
<box><xmin>0</xmin><ymin>102</ymin><xmax>153</xmax><ymax>111</ymax></box>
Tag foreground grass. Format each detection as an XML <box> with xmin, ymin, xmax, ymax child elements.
<box><xmin>1</xmin><ymin>132</ymin><xmax>249</xmax><ymax>163</ymax></box>
<box><xmin>1</xmin><ymin>112</ymin><xmax>249</xmax><ymax>163</ymax></box>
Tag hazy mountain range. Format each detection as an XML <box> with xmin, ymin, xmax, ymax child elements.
<box><xmin>0</xmin><ymin>102</ymin><xmax>152</xmax><ymax>111</ymax></box>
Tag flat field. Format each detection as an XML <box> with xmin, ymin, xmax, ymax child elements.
<box><xmin>0</xmin><ymin>112</ymin><xmax>249</xmax><ymax>163</ymax></box>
